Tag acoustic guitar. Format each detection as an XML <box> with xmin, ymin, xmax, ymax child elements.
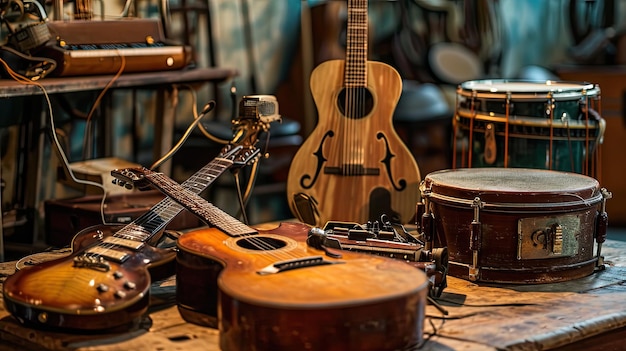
<box><xmin>287</xmin><ymin>0</ymin><xmax>421</xmax><ymax>227</ymax></box>
<box><xmin>111</xmin><ymin>165</ymin><xmax>429</xmax><ymax>351</ymax></box>
<box><xmin>2</xmin><ymin>109</ymin><xmax>266</xmax><ymax>331</ymax></box>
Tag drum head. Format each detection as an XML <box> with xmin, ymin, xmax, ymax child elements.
<box><xmin>424</xmin><ymin>168</ymin><xmax>600</xmax><ymax>207</ymax></box>
<box><xmin>458</xmin><ymin>79</ymin><xmax>599</xmax><ymax>100</ymax></box>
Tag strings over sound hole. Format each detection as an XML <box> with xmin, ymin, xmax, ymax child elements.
<box><xmin>236</xmin><ymin>236</ymin><xmax>287</xmax><ymax>251</ymax></box>
<box><xmin>338</xmin><ymin>87</ymin><xmax>374</xmax><ymax>119</ymax></box>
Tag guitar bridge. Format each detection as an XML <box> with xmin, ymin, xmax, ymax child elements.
<box><xmin>257</xmin><ymin>256</ymin><xmax>340</xmax><ymax>275</ymax></box>
<box><xmin>73</xmin><ymin>254</ymin><xmax>111</xmax><ymax>272</ymax></box>
<box><xmin>324</xmin><ymin>165</ymin><xmax>379</xmax><ymax>176</ymax></box>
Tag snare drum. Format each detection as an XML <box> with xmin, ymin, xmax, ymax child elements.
<box><xmin>421</xmin><ymin>168</ymin><xmax>610</xmax><ymax>284</ymax></box>
<box><xmin>453</xmin><ymin>80</ymin><xmax>605</xmax><ymax>176</ymax></box>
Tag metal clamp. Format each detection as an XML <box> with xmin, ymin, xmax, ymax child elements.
<box><xmin>469</xmin><ymin>197</ymin><xmax>483</xmax><ymax>281</ymax></box>
<box><xmin>596</xmin><ymin>188</ymin><xmax>613</xmax><ymax>267</ymax></box>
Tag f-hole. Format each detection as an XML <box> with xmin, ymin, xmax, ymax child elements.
<box><xmin>338</xmin><ymin>87</ymin><xmax>374</xmax><ymax>119</ymax></box>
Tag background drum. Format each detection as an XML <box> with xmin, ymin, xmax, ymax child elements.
<box><xmin>421</xmin><ymin>168</ymin><xmax>611</xmax><ymax>284</ymax></box>
<box><xmin>453</xmin><ymin>80</ymin><xmax>605</xmax><ymax>177</ymax></box>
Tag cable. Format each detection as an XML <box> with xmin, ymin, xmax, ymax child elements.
<box><xmin>150</xmin><ymin>100</ymin><xmax>217</xmax><ymax>170</ymax></box>
<box><xmin>0</xmin><ymin>57</ymin><xmax>115</xmax><ymax>226</ymax></box>
<box><xmin>80</xmin><ymin>53</ymin><xmax>126</xmax><ymax>160</ymax></box>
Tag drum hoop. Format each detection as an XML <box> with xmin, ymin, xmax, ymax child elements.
<box><xmin>457</xmin><ymin>80</ymin><xmax>600</xmax><ymax>100</ymax></box>
<box><xmin>455</xmin><ymin>111</ymin><xmax>601</xmax><ymax>129</ymax></box>
<box><xmin>426</xmin><ymin>191</ymin><xmax>604</xmax><ymax>211</ymax></box>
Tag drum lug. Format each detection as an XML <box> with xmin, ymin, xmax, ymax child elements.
<box><xmin>469</xmin><ymin>197</ymin><xmax>483</xmax><ymax>281</ymax></box>
<box><xmin>484</xmin><ymin>123</ymin><xmax>497</xmax><ymax>164</ymax></box>
<box><xmin>595</xmin><ymin>188</ymin><xmax>613</xmax><ymax>267</ymax></box>
<box><xmin>419</xmin><ymin>181</ymin><xmax>435</xmax><ymax>250</ymax></box>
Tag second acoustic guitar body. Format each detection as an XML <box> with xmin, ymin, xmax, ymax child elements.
<box><xmin>287</xmin><ymin>59</ymin><xmax>421</xmax><ymax>226</ymax></box>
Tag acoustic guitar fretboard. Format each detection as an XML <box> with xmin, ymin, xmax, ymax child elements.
<box><xmin>142</xmin><ymin>170</ymin><xmax>257</xmax><ymax>237</ymax></box>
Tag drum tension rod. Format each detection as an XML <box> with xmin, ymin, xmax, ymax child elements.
<box><xmin>419</xmin><ymin>181</ymin><xmax>435</xmax><ymax>251</ymax></box>
<box><xmin>595</xmin><ymin>188</ymin><xmax>612</xmax><ymax>268</ymax></box>
<box><xmin>469</xmin><ymin>197</ymin><xmax>483</xmax><ymax>281</ymax></box>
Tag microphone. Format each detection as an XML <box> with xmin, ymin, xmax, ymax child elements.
<box><xmin>239</xmin><ymin>95</ymin><xmax>281</xmax><ymax>123</ymax></box>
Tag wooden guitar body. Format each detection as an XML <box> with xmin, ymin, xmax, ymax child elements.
<box><xmin>3</xmin><ymin>224</ymin><xmax>174</xmax><ymax>331</ymax></box>
<box><xmin>176</xmin><ymin>222</ymin><xmax>429</xmax><ymax>351</ymax></box>
<box><xmin>287</xmin><ymin>59</ymin><xmax>421</xmax><ymax>226</ymax></box>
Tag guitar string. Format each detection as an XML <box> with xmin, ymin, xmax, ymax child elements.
<box><xmin>110</xmin><ymin>160</ymin><xmax>229</xmax><ymax>242</ymax></box>
<box><xmin>137</xmin><ymin>169</ymin><xmax>311</xmax><ymax>264</ymax></box>
<box><xmin>115</xmin><ymin>169</ymin><xmax>294</xmax><ymax>264</ymax></box>
<box><xmin>342</xmin><ymin>0</ymin><xmax>362</xmax><ymax>176</ymax></box>
<box><xmin>143</xmin><ymin>171</ymin><xmax>299</xmax><ymax>262</ymax></box>
<box><xmin>92</xmin><ymin>156</ymin><xmax>234</xmax><ymax>258</ymax></box>
<box><xmin>346</xmin><ymin>0</ymin><xmax>367</xmax><ymax>178</ymax></box>
<box><xmin>357</xmin><ymin>0</ymin><xmax>367</xmax><ymax>176</ymax></box>
<box><xmin>345</xmin><ymin>0</ymin><xmax>353</xmax><ymax>176</ymax></box>
<box><xmin>348</xmin><ymin>0</ymin><xmax>360</xmax><ymax>177</ymax></box>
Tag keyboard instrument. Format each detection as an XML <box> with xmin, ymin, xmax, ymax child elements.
<box><xmin>37</xmin><ymin>19</ymin><xmax>193</xmax><ymax>77</ymax></box>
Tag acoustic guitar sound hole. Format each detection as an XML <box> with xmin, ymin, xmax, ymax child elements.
<box><xmin>338</xmin><ymin>87</ymin><xmax>374</xmax><ymax>119</ymax></box>
<box><xmin>236</xmin><ymin>236</ymin><xmax>287</xmax><ymax>251</ymax></box>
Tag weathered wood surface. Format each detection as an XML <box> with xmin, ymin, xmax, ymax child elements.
<box><xmin>0</xmin><ymin>240</ymin><xmax>625</xmax><ymax>350</ymax></box>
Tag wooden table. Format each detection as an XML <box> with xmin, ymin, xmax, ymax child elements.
<box><xmin>0</xmin><ymin>237</ymin><xmax>624</xmax><ymax>350</ymax></box>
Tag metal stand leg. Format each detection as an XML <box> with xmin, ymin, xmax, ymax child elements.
<box><xmin>0</xmin><ymin>159</ymin><xmax>4</xmax><ymax>262</ymax></box>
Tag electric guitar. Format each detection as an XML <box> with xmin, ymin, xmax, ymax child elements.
<box><xmin>112</xmin><ymin>166</ymin><xmax>429</xmax><ymax>351</ymax></box>
<box><xmin>286</xmin><ymin>0</ymin><xmax>421</xmax><ymax>227</ymax></box>
<box><xmin>2</xmin><ymin>110</ymin><xmax>267</xmax><ymax>331</ymax></box>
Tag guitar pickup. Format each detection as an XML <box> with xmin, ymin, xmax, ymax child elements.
<box><xmin>103</xmin><ymin>236</ymin><xmax>145</xmax><ymax>250</ymax></box>
<box><xmin>85</xmin><ymin>246</ymin><xmax>130</xmax><ymax>263</ymax></box>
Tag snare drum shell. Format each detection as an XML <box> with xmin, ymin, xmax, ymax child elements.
<box><xmin>424</xmin><ymin>168</ymin><xmax>602</xmax><ymax>284</ymax></box>
<box><xmin>453</xmin><ymin>79</ymin><xmax>603</xmax><ymax>175</ymax></box>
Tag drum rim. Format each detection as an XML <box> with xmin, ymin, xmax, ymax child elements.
<box><xmin>422</xmin><ymin>168</ymin><xmax>603</xmax><ymax>210</ymax></box>
<box><xmin>425</xmin><ymin>190</ymin><xmax>604</xmax><ymax>211</ymax></box>
<box><xmin>457</xmin><ymin>79</ymin><xmax>600</xmax><ymax>100</ymax></box>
